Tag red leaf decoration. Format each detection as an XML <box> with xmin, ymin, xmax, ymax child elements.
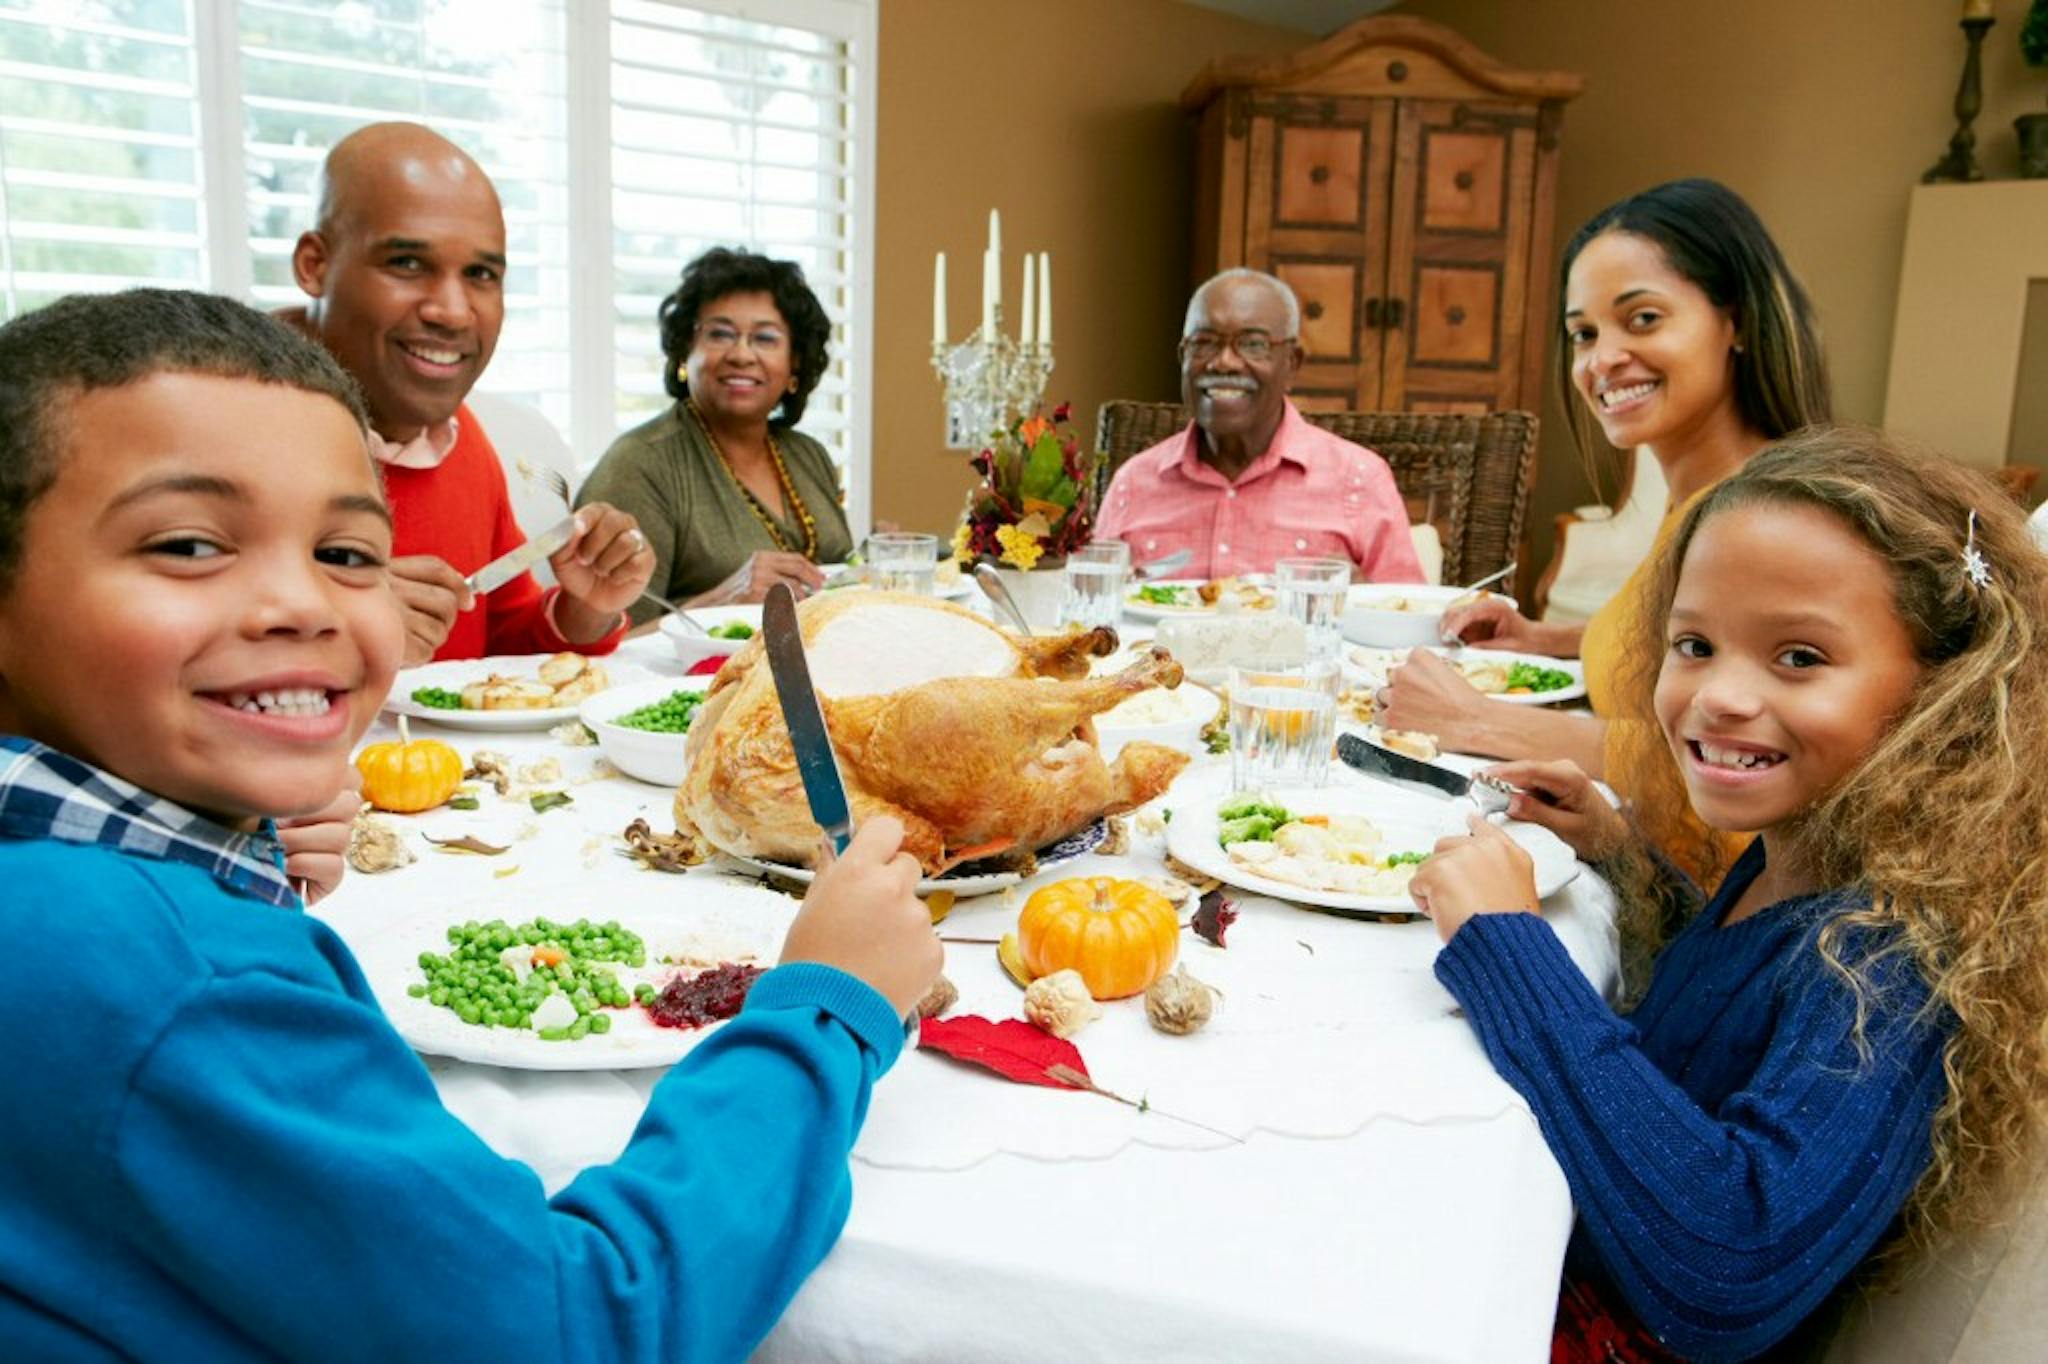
<box><xmin>918</xmin><ymin>1014</ymin><xmax>1090</xmax><ymax>1089</ymax></box>
<box><xmin>1192</xmin><ymin>889</ymin><xmax>1238</xmax><ymax>948</ymax></box>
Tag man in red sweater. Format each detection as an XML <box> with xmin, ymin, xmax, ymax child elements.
<box><xmin>285</xmin><ymin>121</ymin><xmax>653</xmax><ymax>663</ymax></box>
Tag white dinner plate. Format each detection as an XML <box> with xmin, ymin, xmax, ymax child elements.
<box><xmin>352</xmin><ymin>874</ymin><xmax>798</xmax><ymax>1070</ymax></box>
<box><xmin>720</xmin><ymin>817</ymin><xmax>1108</xmax><ymax>898</ymax></box>
<box><xmin>1163</xmin><ymin>770</ymin><xmax>1579</xmax><ymax>917</ymax></box>
<box><xmin>384</xmin><ymin>654</ymin><xmax>642</xmax><ymax>731</ymax></box>
<box><xmin>820</xmin><ymin>563</ymin><xmax>975</xmax><ymax>601</ymax></box>
<box><xmin>1345</xmin><ymin>646</ymin><xmax>1588</xmax><ymax>707</ymax></box>
<box><xmin>1122</xmin><ymin>576</ymin><xmax>1277</xmax><ymax>623</ymax></box>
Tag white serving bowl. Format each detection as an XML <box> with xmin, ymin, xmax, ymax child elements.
<box><xmin>1093</xmin><ymin>681</ymin><xmax>1223</xmax><ymax>761</ymax></box>
<box><xmin>578</xmin><ymin>677</ymin><xmax>710</xmax><ymax>787</ymax></box>
<box><xmin>657</xmin><ymin>605</ymin><xmax>761</xmax><ymax>671</ymax></box>
<box><xmin>1341</xmin><ymin>584</ymin><xmax>1517</xmax><ymax>649</ymax></box>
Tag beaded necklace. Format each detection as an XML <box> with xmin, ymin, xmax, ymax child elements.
<box><xmin>685</xmin><ymin>397</ymin><xmax>819</xmax><ymax>560</ymax></box>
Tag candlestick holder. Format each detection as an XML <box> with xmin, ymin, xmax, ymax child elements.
<box><xmin>930</xmin><ymin>311</ymin><xmax>1055</xmax><ymax>449</ymax></box>
<box><xmin>1925</xmin><ymin>15</ymin><xmax>1996</xmax><ymax>184</ymax></box>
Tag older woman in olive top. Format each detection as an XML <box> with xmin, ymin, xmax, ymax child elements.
<box><xmin>579</xmin><ymin>248</ymin><xmax>853</xmax><ymax>623</ymax></box>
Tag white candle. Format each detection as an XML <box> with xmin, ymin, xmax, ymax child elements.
<box><xmin>1019</xmin><ymin>252</ymin><xmax>1036</xmax><ymax>345</ymax></box>
<box><xmin>980</xmin><ymin>249</ymin><xmax>995</xmax><ymax>335</ymax></box>
<box><xmin>988</xmin><ymin>208</ymin><xmax>1002</xmax><ymax>262</ymax></box>
<box><xmin>1037</xmin><ymin>251</ymin><xmax>1052</xmax><ymax>347</ymax></box>
<box><xmin>932</xmin><ymin>251</ymin><xmax>947</xmax><ymax>347</ymax></box>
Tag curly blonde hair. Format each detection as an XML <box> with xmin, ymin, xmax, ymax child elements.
<box><xmin>1609</xmin><ymin>426</ymin><xmax>2048</xmax><ymax>1262</ymax></box>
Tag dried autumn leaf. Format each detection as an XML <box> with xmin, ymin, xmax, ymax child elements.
<box><xmin>529</xmin><ymin>790</ymin><xmax>573</xmax><ymax>814</ymax></box>
<box><xmin>925</xmin><ymin>889</ymin><xmax>957</xmax><ymax>925</ymax></box>
<box><xmin>423</xmin><ymin>833</ymin><xmax>510</xmax><ymax>856</ymax></box>
<box><xmin>917</xmin><ymin>1014</ymin><xmax>1088</xmax><ymax>1089</ymax></box>
<box><xmin>1191</xmin><ymin>888</ymin><xmax>1238</xmax><ymax>948</ymax></box>
<box><xmin>997</xmin><ymin>932</ymin><xmax>1034</xmax><ymax>988</ymax></box>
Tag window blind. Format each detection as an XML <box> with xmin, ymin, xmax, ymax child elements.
<box><xmin>0</xmin><ymin>0</ymin><xmax>874</xmax><ymax>522</ymax></box>
<box><xmin>606</xmin><ymin>0</ymin><xmax>861</xmax><ymax>475</ymax></box>
<box><xmin>0</xmin><ymin>0</ymin><xmax>209</xmax><ymax>315</ymax></box>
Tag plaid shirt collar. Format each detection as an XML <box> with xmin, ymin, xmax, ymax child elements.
<box><xmin>0</xmin><ymin>737</ymin><xmax>299</xmax><ymax>909</ymax></box>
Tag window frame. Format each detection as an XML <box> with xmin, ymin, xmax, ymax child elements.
<box><xmin>6</xmin><ymin>0</ymin><xmax>877</xmax><ymax>538</ymax></box>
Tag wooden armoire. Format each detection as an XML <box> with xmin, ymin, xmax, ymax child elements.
<box><xmin>1182</xmin><ymin>16</ymin><xmax>1583</xmax><ymax>417</ymax></box>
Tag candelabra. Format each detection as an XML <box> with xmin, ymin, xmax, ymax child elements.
<box><xmin>1924</xmin><ymin>13</ymin><xmax>1995</xmax><ymax>184</ymax></box>
<box><xmin>930</xmin><ymin>312</ymin><xmax>1054</xmax><ymax>450</ymax></box>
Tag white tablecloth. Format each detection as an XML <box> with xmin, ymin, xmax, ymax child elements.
<box><xmin>320</xmin><ymin>631</ymin><xmax>1618</xmax><ymax>1363</ymax></box>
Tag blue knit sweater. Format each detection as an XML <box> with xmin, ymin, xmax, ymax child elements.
<box><xmin>0</xmin><ymin>836</ymin><xmax>905</xmax><ymax>1363</ymax></box>
<box><xmin>1435</xmin><ymin>840</ymin><xmax>1952</xmax><ymax>1362</ymax></box>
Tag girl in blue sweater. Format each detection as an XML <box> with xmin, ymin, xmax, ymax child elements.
<box><xmin>1409</xmin><ymin>429</ymin><xmax>2048</xmax><ymax>1361</ymax></box>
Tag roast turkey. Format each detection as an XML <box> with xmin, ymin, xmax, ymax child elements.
<box><xmin>674</xmin><ymin>591</ymin><xmax>1190</xmax><ymax>873</ymax></box>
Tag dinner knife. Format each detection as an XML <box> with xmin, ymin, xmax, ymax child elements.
<box><xmin>465</xmin><ymin>514</ymin><xmax>578</xmax><ymax>597</ymax></box>
<box><xmin>1336</xmin><ymin>733</ymin><xmax>1512</xmax><ymax>816</ymax></box>
<box><xmin>1133</xmin><ymin>548</ymin><xmax>1193</xmax><ymax>581</ymax></box>
<box><xmin>762</xmin><ymin>582</ymin><xmax>854</xmax><ymax>854</ymax></box>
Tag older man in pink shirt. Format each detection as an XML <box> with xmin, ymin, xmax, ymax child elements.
<box><xmin>1096</xmin><ymin>269</ymin><xmax>1424</xmax><ymax>583</ymax></box>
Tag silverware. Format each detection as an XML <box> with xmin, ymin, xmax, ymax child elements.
<box><xmin>762</xmin><ymin>583</ymin><xmax>854</xmax><ymax>855</ymax></box>
<box><xmin>1336</xmin><ymin>733</ymin><xmax>1513</xmax><ymax>816</ymax></box>
<box><xmin>466</xmin><ymin>514</ymin><xmax>577</xmax><ymax>596</ymax></box>
<box><xmin>634</xmin><ymin>588</ymin><xmax>712</xmax><ymax>636</ymax></box>
<box><xmin>763</xmin><ymin>584</ymin><xmax>918</xmax><ymax>1045</ymax></box>
<box><xmin>973</xmin><ymin>562</ymin><xmax>1035</xmax><ymax>637</ymax></box>
<box><xmin>1458</xmin><ymin>561</ymin><xmax>1517</xmax><ymax>595</ymax></box>
<box><xmin>1133</xmin><ymin>548</ymin><xmax>1192</xmax><ymax>581</ymax></box>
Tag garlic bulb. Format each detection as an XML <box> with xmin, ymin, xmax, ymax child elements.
<box><xmin>1145</xmin><ymin>964</ymin><xmax>1218</xmax><ymax>1035</ymax></box>
<box><xmin>345</xmin><ymin>806</ymin><xmax>415</xmax><ymax>874</ymax></box>
<box><xmin>1023</xmin><ymin>969</ymin><xmax>1102</xmax><ymax>1039</ymax></box>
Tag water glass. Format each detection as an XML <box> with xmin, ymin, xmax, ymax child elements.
<box><xmin>866</xmin><ymin>533</ymin><xmax>939</xmax><ymax>595</ymax></box>
<box><xmin>1276</xmin><ymin>556</ymin><xmax>1353</xmax><ymax>665</ymax></box>
<box><xmin>1227</xmin><ymin>658</ymin><xmax>1341</xmax><ymax>791</ymax></box>
<box><xmin>1060</xmin><ymin>542</ymin><xmax>1132</xmax><ymax>631</ymax></box>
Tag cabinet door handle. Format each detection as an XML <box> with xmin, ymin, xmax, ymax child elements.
<box><xmin>1364</xmin><ymin>297</ymin><xmax>1383</xmax><ymax>329</ymax></box>
<box><xmin>1309</xmin><ymin>164</ymin><xmax>1330</xmax><ymax>185</ymax></box>
<box><xmin>1446</xmin><ymin>305</ymin><xmax>1466</xmax><ymax>326</ymax></box>
<box><xmin>1385</xmin><ymin>298</ymin><xmax>1406</xmax><ymax>330</ymax></box>
<box><xmin>1304</xmin><ymin>300</ymin><xmax>1325</xmax><ymax>321</ymax></box>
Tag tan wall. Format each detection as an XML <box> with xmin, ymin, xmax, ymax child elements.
<box><xmin>871</xmin><ymin>0</ymin><xmax>1301</xmax><ymax>534</ymax></box>
<box><xmin>1395</xmin><ymin>0</ymin><xmax>2047</xmax><ymax>573</ymax></box>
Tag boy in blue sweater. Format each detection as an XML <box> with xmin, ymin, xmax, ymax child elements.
<box><xmin>0</xmin><ymin>289</ymin><xmax>943</xmax><ymax>1362</ymax></box>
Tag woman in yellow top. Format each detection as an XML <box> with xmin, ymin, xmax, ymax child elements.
<box><xmin>1381</xmin><ymin>179</ymin><xmax>1831</xmax><ymax>876</ymax></box>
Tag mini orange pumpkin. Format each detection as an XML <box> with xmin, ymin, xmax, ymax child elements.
<box><xmin>1017</xmin><ymin>876</ymin><xmax>1179</xmax><ymax>1000</ymax></box>
<box><xmin>354</xmin><ymin>717</ymin><xmax>464</xmax><ymax>813</ymax></box>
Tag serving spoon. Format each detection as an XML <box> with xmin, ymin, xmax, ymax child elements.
<box><xmin>972</xmin><ymin>562</ymin><xmax>1036</xmax><ymax>637</ymax></box>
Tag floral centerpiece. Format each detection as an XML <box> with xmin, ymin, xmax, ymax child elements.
<box><xmin>951</xmin><ymin>402</ymin><xmax>1101</xmax><ymax>571</ymax></box>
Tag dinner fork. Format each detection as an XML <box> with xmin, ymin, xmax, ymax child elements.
<box><xmin>523</xmin><ymin>463</ymin><xmax>711</xmax><ymax>635</ymax></box>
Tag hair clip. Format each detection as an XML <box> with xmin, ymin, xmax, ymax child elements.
<box><xmin>1962</xmin><ymin>509</ymin><xmax>1993</xmax><ymax>591</ymax></box>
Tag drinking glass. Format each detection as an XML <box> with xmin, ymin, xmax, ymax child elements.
<box><xmin>1227</xmin><ymin>658</ymin><xmax>1341</xmax><ymax>791</ymax></box>
<box><xmin>866</xmin><ymin>533</ymin><xmax>939</xmax><ymax>595</ymax></box>
<box><xmin>1060</xmin><ymin>541</ymin><xmax>1132</xmax><ymax>631</ymax></box>
<box><xmin>1276</xmin><ymin>556</ymin><xmax>1353</xmax><ymax>665</ymax></box>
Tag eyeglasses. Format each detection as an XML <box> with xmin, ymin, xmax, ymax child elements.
<box><xmin>696</xmin><ymin>322</ymin><xmax>789</xmax><ymax>355</ymax></box>
<box><xmin>1179</xmin><ymin>331</ymin><xmax>1296</xmax><ymax>365</ymax></box>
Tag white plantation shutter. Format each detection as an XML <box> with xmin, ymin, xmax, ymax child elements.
<box><xmin>601</xmin><ymin>0</ymin><xmax>871</xmax><ymax>508</ymax></box>
<box><xmin>0</xmin><ymin>1</ymin><xmax>210</xmax><ymax>314</ymax></box>
<box><xmin>0</xmin><ymin>0</ymin><xmax>874</xmax><ymax>530</ymax></box>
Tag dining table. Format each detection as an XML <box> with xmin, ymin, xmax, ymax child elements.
<box><xmin>318</xmin><ymin>602</ymin><xmax>1619</xmax><ymax>1364</ymax></box>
